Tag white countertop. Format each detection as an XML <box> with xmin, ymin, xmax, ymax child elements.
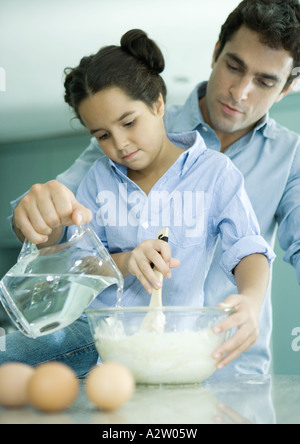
<box><xmin>0</xmin><ymin>374</ymin><xmax>299</xmax><ymax>424</ymax></box>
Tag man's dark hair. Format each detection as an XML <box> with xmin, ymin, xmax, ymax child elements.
<box><xmin>216</xmin><ymin>0</ymin><xmax>300</xmax><ymax>88</ymax></box>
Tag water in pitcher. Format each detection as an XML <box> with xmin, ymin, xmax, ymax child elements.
<box><xmin>0</xmin><ymin>272</ymin><xmax>123</xmax><ymax>337</ymax></box>
<box><xmin>0</xmin><ymin>227</ymin><xmax>124</xmax><ymax>338</ymax></box>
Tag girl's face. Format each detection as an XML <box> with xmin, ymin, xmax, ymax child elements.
<box><xmin>78</xmin><ymin>87</ymin><xmax>166</xmax><ymax>171</ymax></box>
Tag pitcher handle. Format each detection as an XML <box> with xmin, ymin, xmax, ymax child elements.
<box><xmin>18</xmin><ymin>238</ymin><xmax>39</xmax><ymax>262</ymax></box>
<box><xmin>18</xmin><ymin>225</ymin><xmax>86</xmax><ymax>262</ymax></box>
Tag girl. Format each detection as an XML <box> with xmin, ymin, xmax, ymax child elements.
<box><xmin>65</xmin><ymin>29</ymin><xmax>275</xmax><ymax>371</ymax></box>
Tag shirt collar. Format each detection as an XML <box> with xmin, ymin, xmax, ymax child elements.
<box><xmin>256</xmin><ymin>114</ymin><xmax>276</xmax><ymax>139</ymax></box>
<box><xmin>108</xmin><ymin>159</ymin><xmax>127</xmax><ymax>178</ymax></box>
<box><xmin>169</xmin><ymin>83</ymin><xmax>205</xmax><ymax>133</ymax></box>
<box><xmin>177</xmin><ymin>81</ymin><xmax>276</xmax><ymax>140</ymax></box>
<box><xmin>108</xmin><ymin>131</ymin><xmax>206</xmax><ymax>179</ymax></box>
<box><xmin>168</xmin><ymin>131</ymin><xmax>207</xmax><ymax>177</ymax></box>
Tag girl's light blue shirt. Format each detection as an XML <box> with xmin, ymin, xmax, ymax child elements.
<box><xmin>67</xmin><ymin>131</ymin><xmax>274</xmax><ymax>311</ymax></box>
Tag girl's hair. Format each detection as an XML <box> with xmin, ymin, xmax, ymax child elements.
<box><xmin>64</xmin><ymin>29</ymin><xmax>167</xmax><ymax>123</ymax></box>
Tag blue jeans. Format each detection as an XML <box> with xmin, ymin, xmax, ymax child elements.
<box><xmin>0</xmin><ymin>318</ymin><xmax>99</xmax><ymax>377</ymax></box>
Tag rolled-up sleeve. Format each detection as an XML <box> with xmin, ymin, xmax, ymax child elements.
<box><xmin>220</xmin><ymin>235</ymin><xmax>274</xmax><ymax>284</ymax></box>
<box><xmin>213</xmin><ymin>159</ymin><xmax>276</xmax><ymax>284</ymax></box>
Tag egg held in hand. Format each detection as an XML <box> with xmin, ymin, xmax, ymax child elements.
<box><xmin>86</xmin><ymin>362</ymin><xmax>135</xmax><ymax>411</ymax></box>
<box><xmin>28</xmin><ymin>362</ymin><xmax>79</xmax><ymax>413</ymax></box>
<box><xmin>0</xmin><ymin>363</ymin><xmax>35</xmax><ymax>408</ymax></box>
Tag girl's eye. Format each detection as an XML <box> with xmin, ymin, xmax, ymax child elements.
<box><xmin>124</xmin><ymin>120</ymin><xmax>135</xmax><ymax>128</ymax></box>
<box><xmin>98</xmin><ymin>132</ymin><xmax>109</xmax><ymax>141</ymax></box>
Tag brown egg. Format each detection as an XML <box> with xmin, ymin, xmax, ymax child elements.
<box><xmin>0</xmin><ymin>362</ymin><xmax>35</xmax><ymax>408</ymax></box>
<box><xmin>86</xmin><ymin>362</ymin><xmax>135</xmax><ymax>411</ymax></box>
<box><xmin>28</xmin><ymin>362</ymin><xmax>79</xmax><ymax>413</ymax></box>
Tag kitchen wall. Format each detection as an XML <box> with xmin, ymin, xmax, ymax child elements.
<box><xmin>0</xmin><ymin>0</ymin><xmax>240</xmax><ymax>144</ymax></box>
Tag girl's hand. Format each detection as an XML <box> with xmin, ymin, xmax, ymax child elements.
<box><xmin>212</xmin><ymin>254</ymin><xmax>270</xmax><ymax>370</ymax></box>
<box><xmin>13</xmin><ymin>180</ymin><xmax>92</xmax><ymax>245</ymax></box>
<box><xmin>212</xmin><ymin>293</ymin><xmax>261</xmax><ymax>370</ymax></box>
<box><xmin>123</xmin><ymin>239</ymin><xmax>180</xmax><ymax>294</ymax></box>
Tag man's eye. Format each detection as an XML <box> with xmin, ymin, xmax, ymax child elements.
<box><xmin>257</xmin><ymin>79</ymin><xmax>274</xmax><ymax>89</ymax></box>
<box><xmin>227</xmin><ymin>62</ymin><xmax>239</xmax><ymax>72</ymax></box>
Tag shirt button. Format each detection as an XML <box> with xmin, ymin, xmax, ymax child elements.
<box><xmin>142</xmin><ymin>222</ymin><xmax>149</xmax><ymax>229</ymax></box>
<box><xmin>202</xmin><ymin>126</ymin><xmax>208</xmax><ymax>132</ymax></box>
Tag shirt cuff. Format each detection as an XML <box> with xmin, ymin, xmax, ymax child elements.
<box><xmin>220</xmin><ymin>235</ymin><xmax>276</xmax><ymax>285</ymax></box>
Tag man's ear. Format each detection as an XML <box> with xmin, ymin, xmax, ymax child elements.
<box><xmin>276</xmin><ymin>78</ymin><xmax>298</xmax><ymax>103</ymax></box>
<box><xmin>212</xmin><ymin>41</ymin><xmax>221</xmax><ymax>68</ymax></box>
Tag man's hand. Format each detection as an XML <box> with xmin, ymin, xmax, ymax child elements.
<box><xmin>13</xmin><ymin>180</ymin><xmax>92</xmax><ymax>245</ymax></box>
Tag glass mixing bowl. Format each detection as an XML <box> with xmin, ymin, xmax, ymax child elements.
<box><xmin>86</xmin><ymin>306</ymin><xmax>234</xmax><ymax>385</ymax></box>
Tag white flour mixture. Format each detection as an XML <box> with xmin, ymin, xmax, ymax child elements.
<box><xmin>94</xmin><ymin>320</ymin><xmax>223</xmax><ymax>384</ymax></box>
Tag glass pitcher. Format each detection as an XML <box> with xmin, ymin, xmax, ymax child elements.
<box><xmin>0</xmin><ymin>227</ymin><xmax>123</xmax><ymax>338</ymax></box>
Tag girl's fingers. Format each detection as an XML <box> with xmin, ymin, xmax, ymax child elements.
<box><xmin>127</xmin><ymin>239</ymin><xmax>180</xmax><ymax>292</ymax></box>
<box><xmin>139</xmin><ymin>257</ymin><xmax>165</xmax><ymax>290</ymax></box>
<box><xmin>71</xmin><ymin>205</ymin><xmax>93</xmax><ymax>226</ymax></box>
<box><xmin>150</xmin><ymin>251</ymin><xmax>172</xmax><ymax>279</ymax></box>
<box><xmin>13</xmin><ymin>181</ymin><xmax>93</xmax><ymax>245</ymax></box>
<box><xmin>169</xmin><ymin>258</ymin><xmax>181</xmax><ymax>269</ymax></box>
<box><xmin>129</xmin><ymin>260</ymin><xmax>153</xmax><ymax>294</ymax></box>
<box><xmin>156</xmin><ymin>240</ymin><xmax>172</xmax><ymax>263</ymax></box>
<box><xmin>216</xmin><ymin>334</ymin><xmax>254</xmax><ymax>369</ymax></box>
<box><xmin>213</xmin><ymin>311</ymin><xmax>244</xmax><ymax>335</ymax></box>
<box><xmin>14</xmin><ymin>206</ymin><xmax>49</xmax><ymax>245</ymax></box>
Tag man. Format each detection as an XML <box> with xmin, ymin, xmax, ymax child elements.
<box><xmin>9</xmin><ymin>0</ymin><xmax>300</xmax><ymax>375</ymax></box>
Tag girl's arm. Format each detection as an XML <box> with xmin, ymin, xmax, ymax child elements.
<box><xmin>212</xmin><ymin>253</ymin><xmax>270</xmax><ymax>369</ymax></box>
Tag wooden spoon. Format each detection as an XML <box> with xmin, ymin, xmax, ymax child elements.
<box><xmin>140</xmin><ymin>228</ymin><xmax>169</xmax><ymax>333</ymax></box>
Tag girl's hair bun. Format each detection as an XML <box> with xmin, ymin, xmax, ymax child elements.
<box><xmin>64</xmin><ymin>29</ymin><xmax>167</xmax><ymax>121</ymax></box>
<box><xmin>120</xmin><ymin>29</ymin><xmax>165</xmax><ymax>74</ymax></box>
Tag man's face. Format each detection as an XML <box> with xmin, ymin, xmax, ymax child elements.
<box><xmin>204</xmin><ymin>25</ymin><xmax>294</xmax><ymax>136</ymax></box>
